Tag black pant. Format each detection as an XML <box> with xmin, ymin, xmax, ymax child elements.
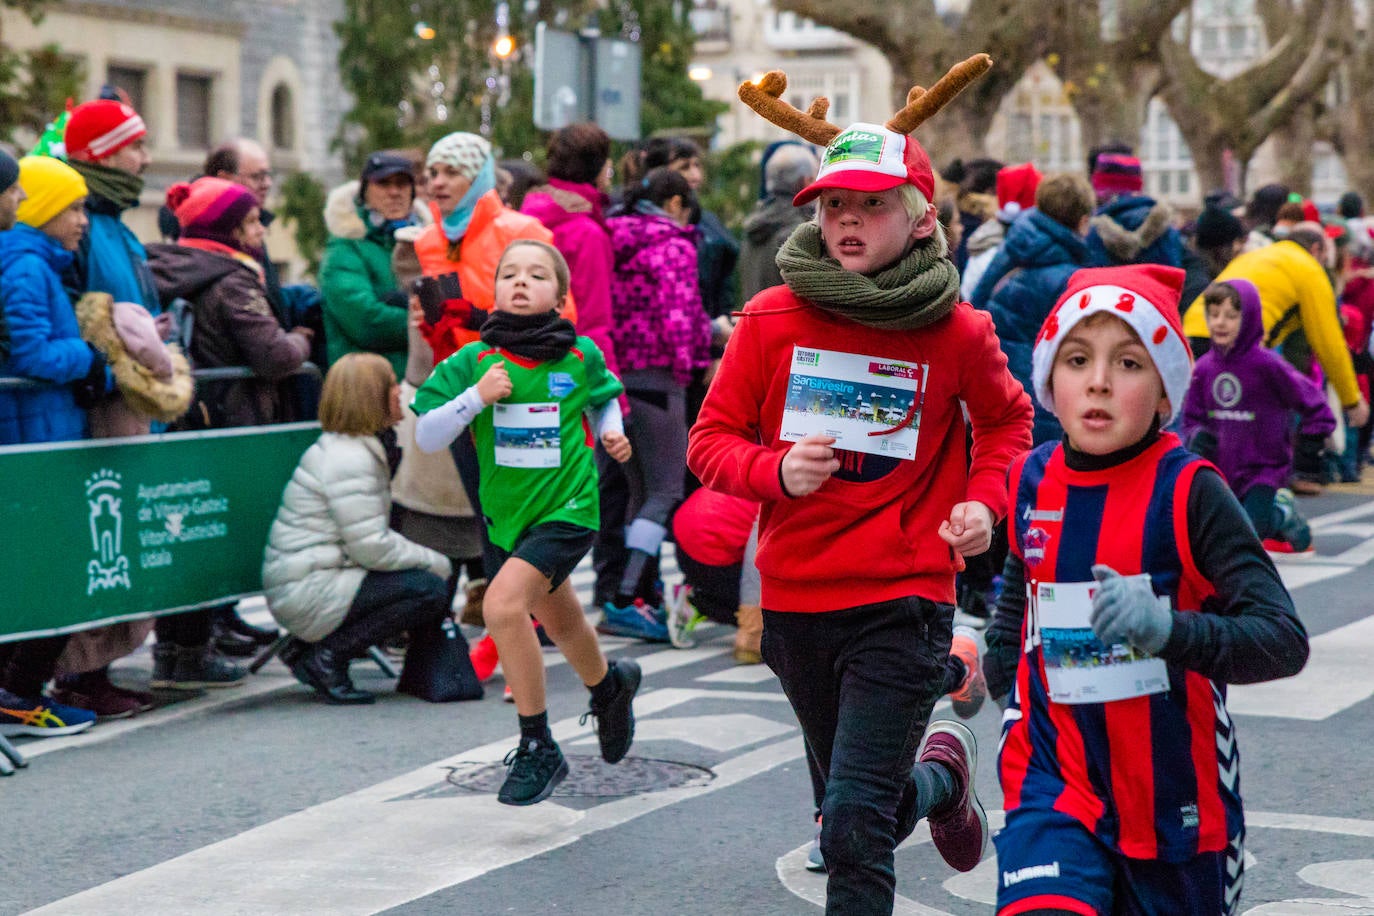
<box><xmin>0</xmin><ymin>635</ymin><xmax>70</xmax><ymax>699</ymax></box>
<box><xmin>675</xmin><ymin>551</ymin><xmax>741</xmax><ymax>625</ymax></box>
<box><xmin>319</xmin><ymin>569</ymin><xmax>450</xmax><ymax>656</ymax></box>
<box><xmin>155</xmin><ymin>609</ymin><xmax>214</xmax><ymax>648</ymax></box>
<box><xmin>1240</xmin><ymin>485</ymin><xmax>1279</xmax><ymax>540</ymax></box>
<box><xmin>763</xmin><ymin>597</ymin><xmax>955</xmax><ymax>915</ymax></box>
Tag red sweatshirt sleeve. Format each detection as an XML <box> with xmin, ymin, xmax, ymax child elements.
<box><xmin>687</xmin><ymin>309</ymin><xmax>789</xmax><ymax>502</ymax></box>
<box><xmin>958</xmin><ymin>306</ymin><xmax>1034</xmax><ymax>520</ymax></box>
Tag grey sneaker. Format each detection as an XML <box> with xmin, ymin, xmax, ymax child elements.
<box><xmin>918</xmin><ymin>719</ymin><xmax>988</xmax><ymax>872</ymax></box>
<box><xmin>1274</xmin><ymin>488</ymin><xmax>1313</xmax><ymax>551</ymax></box>
<box><xmin>805</xmin><ymin>817</ymin><xmax>826</xmax><ymax>872</ymax></box>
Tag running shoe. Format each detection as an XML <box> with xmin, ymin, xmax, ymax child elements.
<box><xmin>596</xmin><ymin>600</ymin><xmax>670</xmax><ymax>642</ymax></box>
<box><xmin>919</xmin><ymin>719</ymin><xmax>988</xmax><ymax>872</ymax></box>
<box><xmin>497</xmin><ymin>736</ymin><xmax>568</xmax><ymax>806</ymax></box>
<box><xmin>806</xmin><ymin>817</ymin><xmax>826</xmax><ymax>872</ymax></box>
<box><xmin>1274</xmin><ymin>488</ymin><xmax>1313</xmax><ymax>552</ymax></box>
<box><xmin>948</xmin><ymin>625</ymin><xmax>987</xmax><ymax>719</ymax></box>
<box><xmin>0</xmin><ymin>689</ymin><xmax>96</xmax><ymax>738</ymax></box>
<box><xmin>580</xmin><ymin>658</ymin><xmax>642</xmax><ymax>763</ymax></box>
<box><xmin>664</xmin><ymin>584</ymin><xmax>701</xmax><ymax>649</ymax></box>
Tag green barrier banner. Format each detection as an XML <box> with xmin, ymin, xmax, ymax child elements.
<box><xmin>0</xmin><ymin>422</ymin><xmax>319</xmax><ymax>642</ymax></box>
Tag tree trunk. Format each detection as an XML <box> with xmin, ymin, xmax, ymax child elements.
<box><xmin>1272</xmin><ymin>101</ymin><xmax>1317</xmax><ymax>197</ymax></box>
<box><xmin>772</xmin><ymin>0</ymin><xmax>1054</xmax><ymax>160</ymax></box>
<box><xmin>1338</xmin><ymin>45</ymin><xmax>1374</xmax><ymax>204</ymax></box>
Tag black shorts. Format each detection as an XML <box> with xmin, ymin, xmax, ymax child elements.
<box><xmin>491</xmin><ymin>521</ymin><xmax>595</xmax><ymax>591</ymax></box>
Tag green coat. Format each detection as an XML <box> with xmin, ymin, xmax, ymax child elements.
<box><xmin>319</xmin><ymin>180</ymin><xmax>416</xmax><ymax>379</ymax></box>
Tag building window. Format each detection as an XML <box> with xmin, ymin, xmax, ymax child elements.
<box><xmin>1177</xmin><ymin>170</ymin><xmax>1190</xmax><ymax>194</ymax></box>
<box><xmin>270</xmin><ymin>84</ymin><xmax>294</xmax><ymax>151</ymax></box>
<box><xmin>106</xmin><ymin>65</ymin><xmax>148</xmax><ymax>118</ymax></box>
<box><xmin>1008</xmin><ymin>113</ymin><xmax>1033</xmax><ymax>162</ymax></box>
<box><xmin>176</xmin><ymin>73</ymin><xmax>213</xmax><ymax>150</ymax></box>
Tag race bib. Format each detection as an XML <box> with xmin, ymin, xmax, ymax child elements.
<box><xmin>779</xmin><ymin>346</ymin><xmax>926</xmax><ymax>461</ymax></box>
<box><xmin>1029</xmin><ymin>579</ymin><xmax>1169</xmax><ymax>705</ymax></box>
<box><xmin>493</xmin><ymin>402</ymin><xmax>561</xmax><ymax>469</ymax></box>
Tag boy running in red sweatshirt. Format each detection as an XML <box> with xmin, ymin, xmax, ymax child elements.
<box><xmin>688</xmin><ymin>56</ymin><xmax>1033</xmax><ymax>913</ymax></box>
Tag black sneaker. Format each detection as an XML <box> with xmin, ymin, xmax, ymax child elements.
<box><xmin>497</xmin><ymin>737</ymin><xmax>568</xmax><ymax>806</ymax></box>
<box><xmin>581</xmin><ymin>658</ymin><xmax>641</xmax><ymax>764</ymax></box>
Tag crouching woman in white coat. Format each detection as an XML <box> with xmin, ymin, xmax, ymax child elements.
<box><xmin>262</xmin><ymin>353</ymin><xmax>452</xmax><ymax>704</ymax></box>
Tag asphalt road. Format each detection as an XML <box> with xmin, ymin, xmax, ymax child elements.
<box><xmin>7</xmin><ymin>483</ymin><xmax>1374</xmax><ymax>915</ymax></box>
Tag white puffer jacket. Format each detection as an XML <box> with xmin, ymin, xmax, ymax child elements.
<box><xmin>262</xmin><ymin>432</ymin><xmax>451</xmax><ymax>642</ymax></box>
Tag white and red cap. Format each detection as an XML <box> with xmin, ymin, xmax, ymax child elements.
<box><xmin>1031</xmin><ymin>264</ymin><xmax>1193</xmax><ymax>423</ymax></box>
<box><xmin>792</xmin><ymin>123</ymin><xmax>935</xmax><ymax>206</ymax></box>
<box><xmin>65</xmin><ymin>100</ymin><xmax>146</xmax><ymax>161</ymax></box>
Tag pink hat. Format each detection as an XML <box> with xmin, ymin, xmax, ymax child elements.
<box><xmin>1031</xmin><ymin>264</ymin><xmax>1193</xmax><ymax>422</ymax></box>
<box><xmin>996</xmin><ymin>162</ymin><xmax>1042</xmax><ymax>223</ymax></box>
<box><xmin>1090</xmin><ymin>153</ymin><xmax>1143</xmax><ymax>198</ymax></box>
<box><xmin>65</xmin><ymin>100</ymin><xmax>146</xmax><ymax>161</ymax></box>
<box><xmin>165</xmin><ymin>177</ymin><xmax>258</xmax><ymax>247</ymax></box>
<box><xmin>793</xmin><ymin>123</ymin><xmax>935</xmax><ymax>206</ymax></box>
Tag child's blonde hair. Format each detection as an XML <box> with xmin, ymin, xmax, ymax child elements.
<box><xmin>895</xmin><ymin>184</ymin><xmax>947</xmax><ymax>249</ymax></box>
<box><xmin>497</xmin><ymin>239</ymin><xmax>570</xmax><ymax>306</ymax></box>
<box><xmin>319</xmin><ymin>352</ymin><xmax>397</xmax><ymax>435</ymax></box>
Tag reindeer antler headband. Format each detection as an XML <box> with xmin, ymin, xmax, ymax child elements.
<box><xmin>740</xmin><ymin>54</ymin><xmax>993</xmax><ymax>206</ymax></box>
<box><xmin>738</xmin><ymin>54</ymin><xmax>994</xmax><ymax>146</ymax></box>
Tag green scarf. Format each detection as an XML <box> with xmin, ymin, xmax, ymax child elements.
<box><xmin>775</xmin><ymin>222</ymin><xmax>961</xmax><ymax>330</ymax></box>
<box><xmin>67</xmin><ymin>158</ymin><xmax>144</xmax><ymax>212</ymax></box>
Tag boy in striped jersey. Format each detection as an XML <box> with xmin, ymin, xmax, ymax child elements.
<box><xmin>984</xmin><ymin>264</ymin><xmax>1310</xmax><ymax>916</ymax></box>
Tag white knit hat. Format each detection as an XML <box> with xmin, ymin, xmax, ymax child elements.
<box><xmin>426</xmin><ymin>132</ymin><xmax>491</xmax><ymax>181</ymax></box>
<box><xmin>1031</xmin><ymin>264</ymin><xmax>1193</xmax><ymax>423</ymax></box>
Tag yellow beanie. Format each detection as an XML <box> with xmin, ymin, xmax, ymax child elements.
<box><xmin>16</xmin><ymin>156</ymin><xmax>88</xmax><ymax>229</ymax></box>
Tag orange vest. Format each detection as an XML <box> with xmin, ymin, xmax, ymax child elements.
<box><xmin>413</xmin><ymin>191</ymin><xmax>579</xmax><ymax>351</ymax></box>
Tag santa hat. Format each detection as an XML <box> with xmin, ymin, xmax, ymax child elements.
<box><xmin>1091</xmin><ymin>153</ymin><xmax>1143</xmax><ymax>199</ymax></box>
<box><xmin>64</xmin><ymin>100</ymin><xmax>146</xmax><ymax>161</ymax></box>
<box><xmin>1031</xmin><ymin>264</ymin><xmax>1192</xmax><ymax>423</ymax></box>
<box><xmin>995</xmin><ymin>162</ymin><xmax>1041</xmax><ymax>223</ymax></box>
<box><xmin>793</xmin><ymin>123</ymin><xmax>934</xmax><ymax>206</ymax></box>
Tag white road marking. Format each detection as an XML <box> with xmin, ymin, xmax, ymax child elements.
<box><xmin>697</xmin><ymin>665</ymin><xmax>778</xmax><ymax>684</ymax></box>
<box><xmin>567</xmin><ymin>712</ymin><xmax>794</xmax><ymax>752</ymax></box>
<box><xmin>1228</xmin><ymin>615</ymin><xmax>1374</xmax><ymax>721</ymax></box>
<box><xmin>29</xmin><ymin>688</ymin><xmax>804</xmax><ymax>915</ymax></box>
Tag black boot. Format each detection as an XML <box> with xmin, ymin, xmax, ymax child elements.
<box><xmin>214</xmin><ymin>606</ymin><xmax>279</xmax><ymax>646</ymax></box>
<box><xmin>211</xmin><ymin>621</ymin><xmax>260</xmax><ymax>658</ymax></box>
<box><xmin>150</xmin><ymin>643</ymin><xmax>178</xmax><ymax>689</ymax></box>
<box><xmin>292</xmin><ymin>646</ymin><xmax>375</xmax><ymax>705</ymax></box>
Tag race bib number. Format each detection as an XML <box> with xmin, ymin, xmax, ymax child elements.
<box><xmin>779</xmin><ymin>347</ymin><xmax>926</xmax><ymax>461</ymax></box>
<box><xmin>1029</xmin><ymin>579</ymin><xmax>1169</xmax><ymax>705</ymax></box>
<box><xmin>494</xmin><ymin>402</ymin><xmax>561</xmax><ymax>469</ymax></box>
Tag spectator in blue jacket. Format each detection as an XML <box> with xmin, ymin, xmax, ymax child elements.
<box><xmin>0</xmin><ymin>155</ymin><xmax>108</xmax><ymax>445</ymax></box>
<box><xmin>970</xmin><ymin>172</ymin><xmax>1096</xmax><ymax>445</ymax></box>
<box><xmin>64</xmin><ymin>98</ymin><xmax>161</xmax><ymax>317</ymax></box>
<box><xmin>0</xmin><ymin>149</ymin><xmax>25</xmax><ymax>364</ymax></box>
<box><xmin>0</xmin><ymin>154</ymin><xmax>105</xmax><ymax>741</ymax></box>
<box><xmin>1085</xmin><ymin>153</ymin><xmax>1183</xmax><ymax>270</ymax></box>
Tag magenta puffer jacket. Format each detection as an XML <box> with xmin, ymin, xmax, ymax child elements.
<box><xmin>607</xmin><ymin>209</ymin><xmax>711</xmax><ymax>387</ymax></box>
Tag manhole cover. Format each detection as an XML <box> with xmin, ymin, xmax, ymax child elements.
<box><xmin>445</xmin><ymin>755</ymin><xmax>715</xmax><ymax>798</ymax></box>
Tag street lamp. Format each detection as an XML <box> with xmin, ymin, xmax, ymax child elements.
<box><xmin>493</xmin><ymin>34</ymin><xmax>516</xmax><ymax>59</ymax></box>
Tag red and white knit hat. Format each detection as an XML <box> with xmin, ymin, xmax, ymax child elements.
<box><xmin>1031</xmin><ymin>264</ymin><xmax>1193</xmax><ymax>423</ymax></box>
<box><xmin>65</xmin><ymin>100</ymin><xmax>146</xmax><ymax>161</ymax></box>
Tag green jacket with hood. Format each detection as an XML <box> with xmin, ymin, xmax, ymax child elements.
<box><xmin>319</xmin><ymin>180</ymin><xmax>422</xmax><ymax>379</ymax></box>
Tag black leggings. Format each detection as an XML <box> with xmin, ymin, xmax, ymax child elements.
<box><xmin>0</xmin><ymin>635</ymin><xmax>70</xmax><ymax>699</ymax></box>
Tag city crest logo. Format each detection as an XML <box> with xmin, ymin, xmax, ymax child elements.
<box><xmin>85</xmin><ymin>469</ymin><xmax>131</xmax><ymax>594</ymax></box>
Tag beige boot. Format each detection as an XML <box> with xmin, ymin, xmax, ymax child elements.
<box><xmin>733</xmin><ymin>604</ymin><xmax>763</xmax><ymax>665</ymax></box>
<box><xmin>460</xmin><ymin>578</ymin><xmax>488</xmax><ymax>628</ymax></box>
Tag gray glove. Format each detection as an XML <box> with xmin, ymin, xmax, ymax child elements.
<box><xmin>1089</xmin><ymin>564</ymin><xmax>1172</xmax><ymax>654</ymax></box>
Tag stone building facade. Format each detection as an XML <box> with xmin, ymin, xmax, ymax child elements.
<box><xmin>1</xmin><ymin>0</ymin><xmax>348</xmax><ymax>277</ymax></box>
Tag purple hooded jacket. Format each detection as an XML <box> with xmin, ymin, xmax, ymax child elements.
<box><xmin>607</xmin><ymin>208</ymin><xmax>711</xmax><ymax>387</ymax></box>
<box><xmin>520</xmin><ymin>177</ymin><xmax>620</xmax><ymax>378</ymax></box>
<box><xmin>1183</xmin><ymin>277</ymin><xmax>1335</xmax><ymax>494</ymax></box>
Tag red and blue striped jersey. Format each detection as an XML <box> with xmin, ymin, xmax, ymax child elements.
<box><xmin>999</xmin><ymin>433</ymin><xmax>1244</xmax><ymax>863</ymax></box>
